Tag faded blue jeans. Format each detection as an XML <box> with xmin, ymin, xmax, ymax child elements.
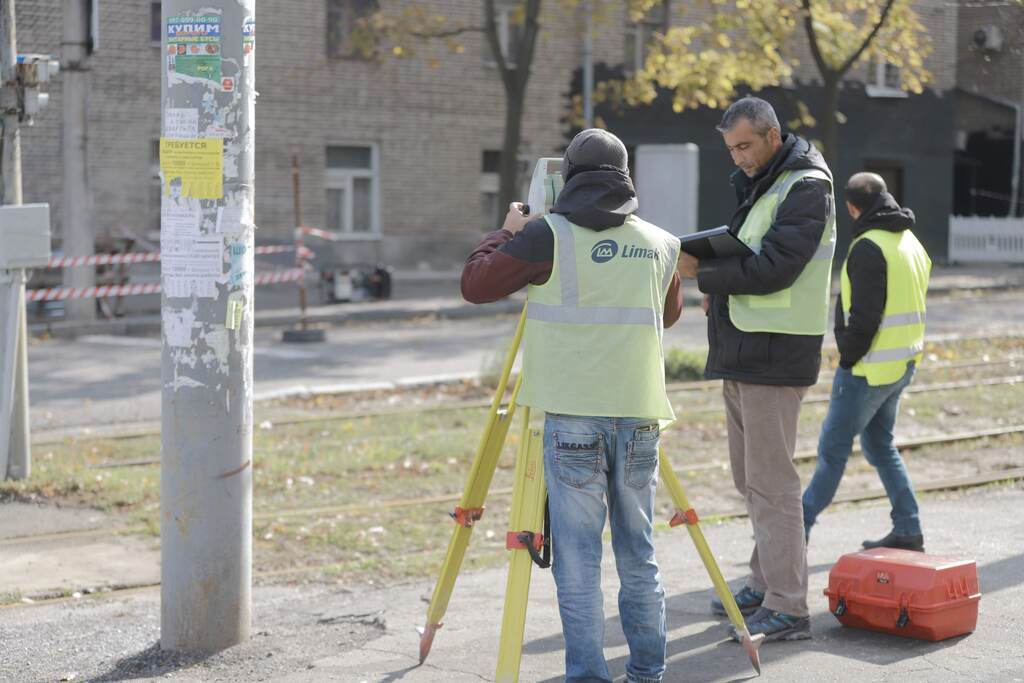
<box><xmin>543</xmin><ymin>413</ymin><xmax>666</xmax><ymax>683</ymax></box>
<box><xmin>803</xmin><ymin>362</ymin><xmax>922</xmax><ymax>536</ymax></box>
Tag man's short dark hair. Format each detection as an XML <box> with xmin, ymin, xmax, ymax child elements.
<box><xmin>845</xmin><ymin>172</ymin><xmax>888</xmax><ymax>213</ymax></box>
<box><xmin>716</xmin><ymin>96</ymin><xmax>781</xmax><ymax>136</ymax></box>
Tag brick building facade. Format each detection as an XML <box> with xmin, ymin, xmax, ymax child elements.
<box><xmin>13</xmin><ymin>1</ymin><xmax>1019</xmax><ymax>275</ymax></box>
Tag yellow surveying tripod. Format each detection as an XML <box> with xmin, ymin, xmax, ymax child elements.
<box><xmin>418</xmin><ymin>306</ymin><xmax>764</xmax><ymax>681</ymax></box>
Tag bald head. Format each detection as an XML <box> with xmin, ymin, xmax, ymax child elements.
<box><xmin>845</xmin><ymin>172</ymin><xmax>888</xmax><ymax>217</ymax></box>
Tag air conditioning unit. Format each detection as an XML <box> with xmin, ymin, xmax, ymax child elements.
<box><xmin>973</xmin><ymin>25</ymin><xmax>1004</xmax><ymax>53</ymax></box>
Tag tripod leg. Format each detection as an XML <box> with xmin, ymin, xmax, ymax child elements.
<box><xmin>659</xmin><ymin>448</ymin><xmax>764</xmax><ymax>676</ymax></box>
<box><xmin>419</xmin><ymin>306</ymin><xmax>527</xmax><ymax>664</ymax></box>
<box><xmin>495</xmin><ymin>410</ymin><xmax>547</xmax><ymax>683</ymax></box>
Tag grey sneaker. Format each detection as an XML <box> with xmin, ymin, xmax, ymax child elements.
<box><xmin>711</xmin><ymin>586</ymin><xmax>764</xmax><ymax>617</ymax></box>
<box><xmin>729</xmin><ymin>607</ymin><xmax>811</xmax><ymax>643</ymax></box>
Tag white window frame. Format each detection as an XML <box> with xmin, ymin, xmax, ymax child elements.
<box><xmin>624</xmin><ymin>1</ymin><xmax>669</xmax><ymax>74</ymax></box>
<box><xmin>865</xmin><ymin>60</ymin><xmax>908</xmax><ymax>99</ymax></box>
<box><xmin>325</xmin><ymin>143</ymin><xmax>381</xmax><ymax>241</ymax></box>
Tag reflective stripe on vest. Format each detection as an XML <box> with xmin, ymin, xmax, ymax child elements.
<box><xmin>841</xmin><ymin>228</ymin><xmax>931</xmax><ymax>386</ymax></box>
<box><xmin>728</xmin><ymin>167</ymin><xmax>837</xmax><ymax>335</ymax></box>
<box><xmin>517</xmin><ymin>213</ymin><xmax>680</xmax><ymax>421</ymax></box>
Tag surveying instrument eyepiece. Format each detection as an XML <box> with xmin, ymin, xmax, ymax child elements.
<box><xmin>417</xmin><ymin>156</ymin><xmax>763</xmax><ymax>680</ymax></box>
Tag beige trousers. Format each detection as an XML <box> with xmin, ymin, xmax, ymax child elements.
<box><xmin>723</xmin><ymin>380</ymin><xmax>809</xmax><ymax>617</ymax></box>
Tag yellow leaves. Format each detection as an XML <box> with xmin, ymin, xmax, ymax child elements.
<box><xmin>392</xmin><ymin>45</ymin><xmax>404</xmax><ymax>57</ymax></box>
<box><xmin>715</xmin><ymin>33</ymin><xmax>731</xmax><ymax>49</ymax></box>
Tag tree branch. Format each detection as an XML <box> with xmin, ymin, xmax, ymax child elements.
<box><xmin>407</xmin><ymin>25</ymin><xmax>485</xmax><ymax>40</ymax></box>
<box><xmin>483</xmin><ymin>0</ymin><xmax>514</xmax><ymax>89</ymax></box>
<box><xmin>513</xmin><ymin>0</ymin><xmax>543</xmax><ymax>94</ymax></box>
<box><xmin>800</xmin><ymin>0</ymin><xmax>833</xmax><ymax>78</ymax></box>
<box><xmin>838</xmin><ymin>0</ymin><xmax>898</xmax><ymax>76</ymax></box>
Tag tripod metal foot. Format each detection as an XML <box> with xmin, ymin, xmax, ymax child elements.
<box><xmin>418</xmin><ymin>621</ymin><xmax>442</xmax><ymax>664</ymax></box>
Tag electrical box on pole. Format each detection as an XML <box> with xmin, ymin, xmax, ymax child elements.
<box><xmin>160</xmin><ymin>0</ymin><xmax>256</xmax><ymax>651</ymax></box>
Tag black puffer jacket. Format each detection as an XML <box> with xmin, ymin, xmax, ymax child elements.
<box><xmin>696</xmin><ymin>134</ymin><xmax>834</xmax><ymax>386</ymax></box>
<box><xmin>834</xmin><ymin>193</ymin><xmax>917</xmax><ymax>369</ymax></box>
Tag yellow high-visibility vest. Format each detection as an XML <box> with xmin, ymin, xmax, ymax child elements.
<box><xmin>518</xmin><ymin>213</ymin><xmax>680</xmax><ymax>420</ymax></box>
<box><xmin>841</xmin><ymin>228</ymin><xmax>931</xmax><ymax>386</ymax></box>
<box><xmin>729</xmin><ymin>168</ymin><xmax>837</xmax><ymax>335</ymax></box>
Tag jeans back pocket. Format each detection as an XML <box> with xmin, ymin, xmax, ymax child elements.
<box><xmin>553</xmin><ymin>431</ymin><xmax>603</xmax><ymax>489</ymax></box>
<box><xmin>626</xmin><ymin>425</ymin><xmax>660</xmax><ymax>489</ymax></box>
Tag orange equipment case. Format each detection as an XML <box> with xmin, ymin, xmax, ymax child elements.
<box><xmin>824</xmin><ymin>548</ymin><xmax>981</xmax><ymax>641</ymax></box>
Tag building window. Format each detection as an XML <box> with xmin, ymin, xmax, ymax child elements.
<box><xmin>150</xmin><ymin>2</ymin><xmax>162</xmax><ymax>44</ymax></box>
<box><xmin>481</xmin><ymin>150</ymin><xmax>501</xmax><ymax>229</ymax></box>
<box><xmin>625</xmin><ymin>1</ymin><xmax>669</xmax><ymax>73</ymax></box>
<box><xmin>327</xmin><ymin>0</ymin><xmax>379</xmax><ymax>59</ymax></box>
<box><xmin>865</xmin><ymin>59</ymin><xmax>907</xmax><ymax>98</ymax></box>
<box><xmin>326</xmin><ymin>144</ymin><xmax>379</xmax><ymax>236</ymax></box>
<box><xmin>483</xmin><ymin>2</ymin><xmax>523</xmax><ymax>67</ymax></box>
<box><xmin>150</xmin><ymin>139</ymin><xmax>162</xmax><ymax>236</ymax></box>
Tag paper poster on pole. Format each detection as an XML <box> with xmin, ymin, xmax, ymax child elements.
<box><xmin>160</xmin><ymin>138</ymin><xmax>223</xmax><ymax>199</ymax></box>
<box><xmin>164</xmin><ymin>108</ymin><xmax>199</xmax><ymax>139</ymax></box>
<box><xmin>162</xmin><ymin>236</ymin><xmax>223</xmax><ymax>299</ymax></box>
<box><xmin>161</xmin><ymin>201</ymin><xmax>201</xmax><ymax>239</ymax></box>
<box><xmin>216</xmin><ymin>199</ymin><xmax>252</xmax><ymax>235</ymax></box>
<box><xmin>166</xmin><ymin>15</ymin><xmax>222</xmax><ymax>83</ymax></box>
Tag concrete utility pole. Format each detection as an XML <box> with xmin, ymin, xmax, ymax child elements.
<box><xmin>61</xmin><ymin>0</ymin><xmax>94</xmax><ymax>321</ymax></box>
<box><xmin>582</xmin><ymin>0</ymin><xmax>593</xmax><ymax>129</ymax></box>
<box><xmin>160</xmin><ymin>0</ymin><xmax>256</xmax><ymax>651</ymax></box>
<box><xmin>0</xmin><ymin>0</ymin><xmax>28</xmax><ymax>481</ymax></box>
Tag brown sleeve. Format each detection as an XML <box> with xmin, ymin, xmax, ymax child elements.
<box><xmin>662</xmin><ymin>271</ymin><xmax>684</xmax><ymax>328</ymax></box>
<box><xmin>460</xmin><ymin>228</ymin><xmax>553</xmax><ymax>304</ymax></box>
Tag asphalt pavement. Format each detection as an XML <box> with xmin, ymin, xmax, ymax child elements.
<box><xmin>1</xmin><ymin>484</ymin><xmax>1021</xmax><ymax>682</ymax></box>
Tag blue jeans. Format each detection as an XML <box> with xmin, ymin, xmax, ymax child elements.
<box><xmin>803</xmin><ymin>362</ymin><xmax>922</xmax><ymax>536</ymax></box>
<box><xmin>543</xmin><ymin>414</ymin><xmax>666</xmax><ymax>683</ymax></box>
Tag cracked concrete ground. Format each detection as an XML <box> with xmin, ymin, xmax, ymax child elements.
<box><xmin>1</xmin><ymin>484</ymin><xmax>1022</xmax><ymax>682</ymax></box>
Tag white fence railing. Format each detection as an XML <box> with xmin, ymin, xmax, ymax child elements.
<box><xmin>948</xmin><ymin>216</ymin><xmax>1024</xmax><ymax>263</ymax></box>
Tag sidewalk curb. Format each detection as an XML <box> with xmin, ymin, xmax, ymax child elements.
<box><xmin>28</xmin><ymin>276</ymin><xmax>1022</xmax><ymax>339</ymax></box>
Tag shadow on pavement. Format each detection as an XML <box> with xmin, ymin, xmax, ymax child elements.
<box><xmin>90</xmin><ymin>642</ymin><xmax>217</xmax><ymax>682</ymax></box>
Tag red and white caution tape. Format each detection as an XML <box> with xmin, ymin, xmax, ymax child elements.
<box><xmin>26</xmin><ymin>282</ymin><xmax>163</xmax><ymax>302</ymax></box>
<box><xmin>26</xmin><ymin>268</ymin><xmax>308</xmax><ymax>302</ymax></box>
<box><xmin>296</xmin><ymin>225</ymin><xmax>343</xmax><ymax>241</ymax></box>
<box><xmin>46</xmin><ymin>245</ymin><xmax>297</xmax><ymax>269</ymax></box>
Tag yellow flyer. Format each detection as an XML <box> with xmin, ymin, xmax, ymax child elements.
<box><xmin>160</xmin><ymin>137</ymin><xmax>223</xmax><ymax>199</ymax></box>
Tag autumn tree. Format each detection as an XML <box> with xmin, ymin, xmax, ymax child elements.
<box><xmin>356</xmin><ymin>1</ymin><xmax>662</xmax><ymax>210</ymax></box>
<box><xmin>615</xmin><ymin>0</ymin><xmax>932</xmax><ymax>165</ymax></box>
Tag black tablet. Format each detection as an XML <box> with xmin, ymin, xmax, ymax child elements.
<box><xmin>678</xmin><ymin>226</ymin><xmax>753</xmax><ymax>260</ymax></box>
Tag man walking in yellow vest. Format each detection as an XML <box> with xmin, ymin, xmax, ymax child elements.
<box><xmin>462</xmin><ymin>128</ymin><xmax>683</xmax><ymax>683</ymax></box>
<box><xmin>802</xmin><ymin>172</ymin><xmax>931</xmax><ymax>551</ymax></box>
<box><xmin>677</xmin><ymin>97</ymin><xmax>835</xmax><ymax>642</ymax></box>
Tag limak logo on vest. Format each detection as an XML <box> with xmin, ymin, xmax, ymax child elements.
<box><xmin>591</xmin><ymin>239</ymin><xmax>658</xmax><ymax>264</ymax></box>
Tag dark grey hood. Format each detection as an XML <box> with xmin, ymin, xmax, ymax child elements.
<box><xmin>550</xmin><ymin>168</ymin><xmax>638</xmax><ymax>231</ymax></box>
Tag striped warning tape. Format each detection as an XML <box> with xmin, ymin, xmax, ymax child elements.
<box><xmin>296</xmin><ymin>225</ymin><xmax>343</xmax><ymax>241</ymax></box>
<box><xmin>46</xmin><ymin>245</ymin><xmax>298</xmax><ymax>269</ymax></box>
<box><xmin>25</xmin><ymin>268</ymin><xmax>307</xmax><ymax>302</ymax></box>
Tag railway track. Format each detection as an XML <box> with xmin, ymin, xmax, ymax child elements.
<box><xmin>77</xmin><ymin>369</ymin><xmax>1024</xmax><ymax>468</ymax></box>
<box><xmin>5</xmin><ymin>424</ymin><xmax>1022</xmax><ymax>549</ymax></box>
<box><xmin>29</xmin><ymin>352</ymin><xmax>1024</xmax><ymax>448</ymax></box>
<box><xmin>3</xmin><ymin>465</ymin><xmax>1022</xmax><ymax>612</ymax></box>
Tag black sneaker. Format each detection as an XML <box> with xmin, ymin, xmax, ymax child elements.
<box><xmin>862</xmin><ymin>530</ymin><xmax>925</xmax><ymax>552</ymax></box>
<box><xmin>729</xmin><ymin>607</ymin><xmax>811</xmax><ymax>643</ymax></box>
<box><xmin>711</xmin><ymin>586</ymin><xmax>764</xmax><ymax>617</ymax></box>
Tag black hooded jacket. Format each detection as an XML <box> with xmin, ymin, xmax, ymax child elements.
<box><xmin>696</xmin><ymin>134</ymin><xmax>834</xmax><ymax>386</ymax></box>
<box><xmin>461</xmin><ymin>169</ymin><xmax>684</xmax><ymax>327</ymax></box>
<box><xmin>835</xmin><ymin>192</ymin><xmax>917</xmax><ymax>369</ymax></box>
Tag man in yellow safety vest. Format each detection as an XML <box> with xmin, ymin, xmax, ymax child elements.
<box><xmin>676</xmin><ymin>96</ymin><xmax>835</xmax><ymax>643</ymax></box>
<box><xmin>462</xmin><ymin>128</ymin><xmax>684</xmax><ymax>683</ymax></box>
<box><xmin>802</xmin><ymin>172</ymin><xmax>931</xmax><ymax>552</ymax></box>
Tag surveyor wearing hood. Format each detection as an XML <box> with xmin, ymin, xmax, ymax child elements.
<box><xmin>803</xmin><ymin>172</ymin><xmax>931</xmax><ymax>556</ymax></box>
<box><xmin>676</xmin><ymin>97</ymin><xmax>836</xmax><ymax>644</ymax></box>
<box><xmin>461</xmin><ymin>128</ymin><xmax>682</xmax><ymax>683</ymax></box>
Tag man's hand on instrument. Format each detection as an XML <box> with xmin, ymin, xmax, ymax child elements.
<box><xmin>502</xmin><ymin>202</ymin><xmax>537</xmax><ymax>236</ymax></box>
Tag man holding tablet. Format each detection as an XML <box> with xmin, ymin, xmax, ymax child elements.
<box><xmin>676</xmin><ymin>96</ymin><xmax>836</xmax><ymax>642</ymax></box>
